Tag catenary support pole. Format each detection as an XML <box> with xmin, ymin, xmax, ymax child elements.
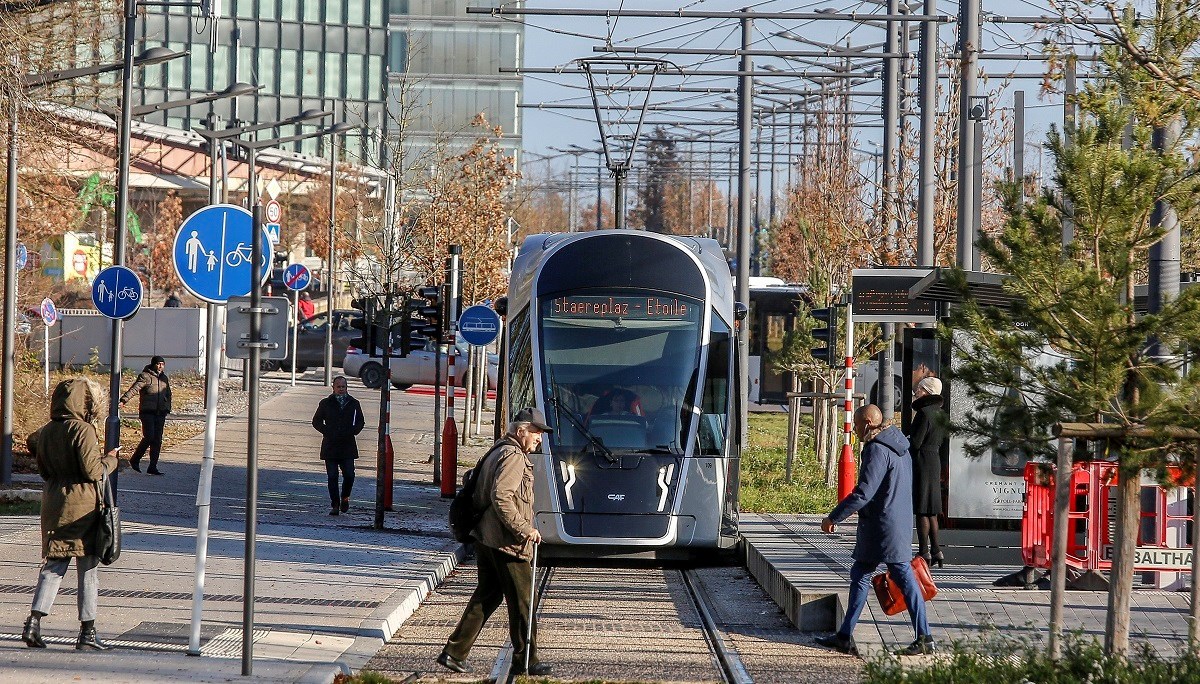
<box><xmin>735</xmin><ymin>11</ymin><xmax>753</xmax><ymax>458</ymax></box>
<box><xmin>1014</xmin><ymin>90</ymin><xmax>1025</xmax><ymax>199</ymax></box>
<box><xmin>916</xmin><ymin>0</ymin><xmax>936</xmax><ymax>267</ymax></box>
<box><xmin>955</xmin><ymin>0</ymin><xmax>979</xmax><ymax>269</ymax></box>
<box><xmin>878</xmin><ymin>0</ymin><xmax>900</xmax><ymax>422</ymax></box>
<box><xmin>1148</xmin><ymin>118</ymin><xmax>1182</xmax><ymax>362</ymax></box>
<box><xmin>1061</xmin><ymin>56</ymin><xmax>1076</xmax><ymax>251</ymax></box>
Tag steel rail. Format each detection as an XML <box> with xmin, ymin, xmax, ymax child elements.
<box><xmin>681</xmin><ymin>569</ymin><xmax>754</xmax><ymax>684</ymax></box>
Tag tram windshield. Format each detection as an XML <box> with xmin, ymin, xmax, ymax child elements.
<box><xmin>539</xmin><ymin>291</ymin><xmax>703</xmax><ymax>454</ymax></box>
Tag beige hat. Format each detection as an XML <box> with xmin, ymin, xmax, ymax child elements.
<box><xmin>917</xmin><ymin>376</ymin><xmax>942</xmax><ymax>396</ymax></box>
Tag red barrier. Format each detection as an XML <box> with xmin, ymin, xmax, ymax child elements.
<box><xmin>1021</xmin><ymin>460</ymin><xmax>1194</xmax><ymax>573</ymax></box>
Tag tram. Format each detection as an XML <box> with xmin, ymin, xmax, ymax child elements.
<box><xmin>505</xmin><ymin>230</ymin><xmax>743</xmax><ymax>560</ymax></box>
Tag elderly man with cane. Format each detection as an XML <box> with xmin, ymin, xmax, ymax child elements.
<box><xmin>438</xmin><ymin>408</ymin><xmax>554</xmax><ymax>676</ymax></box>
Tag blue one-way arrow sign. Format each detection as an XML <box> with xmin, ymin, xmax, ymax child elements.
<box><xmin>172</xmin><ymin>204</ymin><xmax>271</xmax><ymax>303</ymax></box>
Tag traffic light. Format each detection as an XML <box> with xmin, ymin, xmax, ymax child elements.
<box><xmin>349</xmin><ymin>296</ymin><xmax>379</xmax><ymax>357</ymax></box>
<box><xmin>407</xmin><ymin>284</ymin><xmax>445</xmax><ymax>349</ymax></box>
<box><xmin>810</xmin><ymin>307</ymin><xmax>838</xmax><ymax>367</ymax></box>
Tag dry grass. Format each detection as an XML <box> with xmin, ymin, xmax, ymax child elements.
<box><xmin>11</xmin><ymin>355</ymin><xmax>204</xmax><ymax>474</ymax></box>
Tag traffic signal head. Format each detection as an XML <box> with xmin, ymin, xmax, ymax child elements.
<box><xmin>810</xmin><ymin>307</ymin><xmax>838</xmax><ymax>367</ymax></box>
<box><xmin>407</xmin><ymin>284</ymin><xmax>445</xmax><ymax>344</ymax></box>
<box><xmin>349</xmin><ymin>296</ymin><xmax>379</xmax><ymax>357</ymax></box>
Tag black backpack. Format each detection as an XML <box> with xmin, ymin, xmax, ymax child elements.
<box><xmin>448</xmin><ymin>444</ymin><xmax>502</xmax><ymax>543</ymax></box>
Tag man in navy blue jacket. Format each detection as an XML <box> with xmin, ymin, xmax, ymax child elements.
<box><xmin>816</xmin><ymin>404</ymin><xmax>935</xmax><ymax>657</ymax></box>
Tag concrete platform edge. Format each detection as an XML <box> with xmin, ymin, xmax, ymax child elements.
<box><xmin>334</xmin><ymin>543</ymin><xmax>467</xmax><ymax>675</ymax></box>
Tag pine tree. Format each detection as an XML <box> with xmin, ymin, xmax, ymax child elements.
<box><xmin>947</xmin><ymin>85</ymin><xmax>1200</xmax><ymax>655</ymax></box>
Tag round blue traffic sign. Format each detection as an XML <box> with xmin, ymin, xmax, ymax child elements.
<box><xmin>40</xmin><ymin>297</ymin><xmax>58</xmax><ymax>327</ymax></box>
<box><xmin>172</xmin><ymin>204</ymin><xmax>271</xmax><ymax>303</ymax></box>
<box><xmin>283</xmin><ymin>263</ymin><xmax>311</xmax><ymax>291</ymax></box>
<box><xmin>458</xmin><ymin>305</ymin><xmax>502</xmax><ymax>346</ymax></box>
<box><xmin>15</xmin><ymin>243</ymin><xmax>27</xmax><ymax>270</ymax></box>
<box><xmin>92</xmin><ymin>266</ymin><xmax>143</xmax><ymax>319</ymax></box>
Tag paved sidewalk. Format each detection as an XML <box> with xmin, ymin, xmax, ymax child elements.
<box><xmin>0</xmin><ymin>377</ymin><xmax>487</xmax><ymax>683</ymax></box>
<box><xmin>743</xmin><ymin>514</ymin><xmax>1192</xmax><ymax>659</ymax></box>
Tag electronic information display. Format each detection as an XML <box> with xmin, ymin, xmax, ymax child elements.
<box><xmin>548</xmin><ymin>295</ymin><xmax>698</xmax><ymax>321</ymax></box>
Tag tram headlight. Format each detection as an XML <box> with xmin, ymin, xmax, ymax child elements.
<box><xmin>560</xmin><ymin>462</ymin><xmax>578</xmax><ymax>510</ymax></box>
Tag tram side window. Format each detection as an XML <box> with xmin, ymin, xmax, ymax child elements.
<box><xmin>697</xmin><ymin>318</ymin><xmax>732</xmax><ymax>455</ymax></box>
<box><xmin>508</xmin><ymin>305</ymin><xmax>535</xmax><ymax>417</ymax></box>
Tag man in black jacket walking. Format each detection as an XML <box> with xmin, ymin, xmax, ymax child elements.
<box><xmin>118</xmin><ymin>355</ymin><xmax>172</xmax><ymax>475</ymax></box>
<box><xmin>311</xmin><ymin>376</ymin><xmax>365</xmax><ymax>515</ymax></box>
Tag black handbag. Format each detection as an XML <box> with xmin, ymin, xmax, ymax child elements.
<box><xmin>94</xmin><ymin>469</ymin><xmax>121</xmax><ymax>565</ymax></box>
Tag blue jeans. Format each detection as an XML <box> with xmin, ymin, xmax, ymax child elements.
<box><xmin>837</xmin><ymin>560</ymin><xmax>930</xmax><ymax>640</ymax></box>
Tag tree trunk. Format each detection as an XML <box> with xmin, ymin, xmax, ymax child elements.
<box><xmin>824</xmin><ymin>377</ymin><xmax>840</xmax><ymax>487</ymax></box>
<box><xmin>1104</xmin><ymin>463</ymin><xmax>1140</xmax><ymax>655</ymax></box>
<box><xmin>785</xmin><ymin>388</ymin><xmax>800</xmax><ymax>484</ymax></box>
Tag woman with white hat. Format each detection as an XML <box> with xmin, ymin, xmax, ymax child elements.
<box><xmin>908</xmin><ymin>376</ymin><xmax>947</xmax><ymax>568</ymax></box>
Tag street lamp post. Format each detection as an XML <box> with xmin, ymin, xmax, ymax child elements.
<box><xmin>1</xmin><ymin>46</ymin><xmax>183</xmax><ymax>485</ymax></box>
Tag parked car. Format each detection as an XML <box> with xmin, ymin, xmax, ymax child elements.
<box><xmin>343</xmin><ymin>338</ymin><xmax>499</xmax><ymax>391</ymax></box>
<box><xmin>261</xmin><ymin>309</ymin><xmax>361</xmax><ymax>372</ymax></box>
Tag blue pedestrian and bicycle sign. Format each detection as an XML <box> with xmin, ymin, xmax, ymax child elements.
<box><xmin>172</xmin><ymin>204</ymin><xmax>271</xmax><ymax>303</ymax></box>
<box><xmin>458</xmin><ymin>305</ymin><xmax>502</xmax><ymax>347</ymax></box>
<box><xmin>283</xmin><ymin>263</ymin><xmax>311</xmax><ymax>291</ymax></box>
<box><xmin>91</xmin><ymin>265</ymin><xmax>143</xmax><ymax>319</ymax></box>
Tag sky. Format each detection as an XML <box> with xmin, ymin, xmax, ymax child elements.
<box><xmin>512</xmin><ymin>0</ymin><xmax>1097</xmax><ymax>183</ymax></box>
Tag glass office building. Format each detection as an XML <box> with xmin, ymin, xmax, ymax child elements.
<box><xmin>387</xmin><ymin>1</ymin><xmax>523</xmax><ymax>165</ymax></box>
<box><xmin>132</xmin><ymin>0</ymin><xmax>521</xmax><ymax>165</ymax></box>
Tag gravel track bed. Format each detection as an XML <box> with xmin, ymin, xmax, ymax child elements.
<box><xmin>362</xmin><ymin>559</ymin><xmax>865</xmax><ymax>683</ymax></box>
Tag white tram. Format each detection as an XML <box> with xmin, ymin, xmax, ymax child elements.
<box><xmin>505</xmin><ymin>230</ymin><xmax>743</xmax><ymax>560</ymax></box>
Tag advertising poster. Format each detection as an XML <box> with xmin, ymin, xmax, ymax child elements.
<box><xmin>946</xmin><ymin>330</ymin><xmax>1029</xmax><ymax>520</ymax></box>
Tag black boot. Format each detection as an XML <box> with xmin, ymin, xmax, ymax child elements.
<box><xmin>22</xmin><ymin>614</ymin><xmax>46</xmax><ymax>648</ymax></box>
<box><xmin>77</xmin><ymin>622</ymin><xmax>110</xmax><ymax>651</ymax></box>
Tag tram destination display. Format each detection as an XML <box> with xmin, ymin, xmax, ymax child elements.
<box><xmin>548</xmin><ymin>295</ymin><xmax>697</xmax><ymax>321</ymax></box>
<box><xmin>851</xmin><ymin>268</ymin><xmax>936</xmax><ymax>323</ymax></box>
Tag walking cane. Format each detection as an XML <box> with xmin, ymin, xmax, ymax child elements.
<box><xmin>526</xmin><ymin>540</ymin><xmax>538</xmax><ymax>673</ymax></box>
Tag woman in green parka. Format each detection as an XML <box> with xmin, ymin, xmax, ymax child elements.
<box><xmin>21</xmin><ymin>377</ymin><xmax>119</xmax><ymax>650</ymax></box>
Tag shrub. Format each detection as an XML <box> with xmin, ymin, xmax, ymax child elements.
<box><xmin>863</xmin><ymin>633</ymin><xmax>1200</xmax><ymax>683</ymax></box>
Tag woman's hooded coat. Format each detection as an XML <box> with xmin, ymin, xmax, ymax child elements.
<box><xmin>27</xmin><ymin>378</ymin><xmax>118</xmax><ymax>558</ymax></box>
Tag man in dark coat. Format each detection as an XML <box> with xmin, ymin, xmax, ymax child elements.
<box><xmin>311</xmin><ymin>376</ymin><xmax>365</xmax><ymax>515</ymax></box>
<box><xmin>907</xmin><ymin>376</ymin><xmax>947</xmax><ymax>566</ymax></box>
<box><xmin>816</xmin><ymin>404</ymin><xmax>935</xmax><ymax>656</ymax></box>
<box><xmin>118</xmin><ymin>355</ymin><xmax>172</xmax><ymax>474</ymax></box>
<box><xmin>438</xmin><ymin>408</ymin><xmax>553</xmax><ymax>677</ymax></box>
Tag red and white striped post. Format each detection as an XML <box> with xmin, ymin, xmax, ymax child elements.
<box><xmin>837</xmin><ymin>302</ymin><xmax>857</xmax><ymax>500</ymax></box>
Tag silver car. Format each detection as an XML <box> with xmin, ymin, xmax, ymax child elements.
<box><xmin>342</xmin><ymin>338</ymin><xmax>498</xmax><ymax>391</ymax></box>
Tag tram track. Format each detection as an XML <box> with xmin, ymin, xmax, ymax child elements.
<box><xmin>487</xmin><ymin>564</ymin><xmax>755</xmax><ymax>684</ymax></box>
<box><xmin>365</xmin><ymin>556</ymin><xmax>862</xmax><ymax>684</ymax></box>
<box><xmin>681</xmin><ymin>568</ymin><xmax>754</xmax><ymax>684</ymax></box>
